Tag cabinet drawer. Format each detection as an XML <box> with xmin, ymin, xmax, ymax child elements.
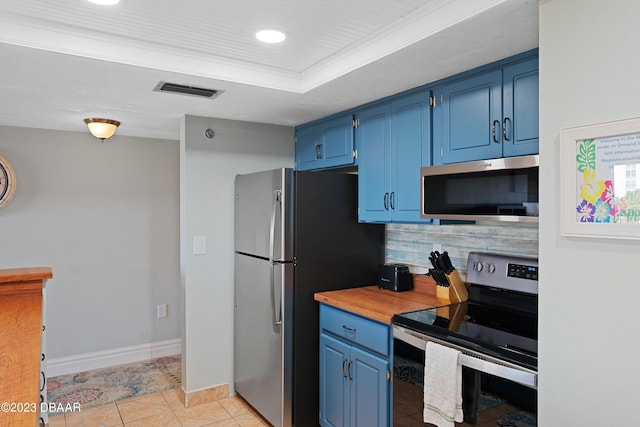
<box><xmin>320</xmin><ymin>304</ymin><xmax>389</xmax><ymax>356</ymax></box>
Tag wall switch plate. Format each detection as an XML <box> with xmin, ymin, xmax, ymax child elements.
<box><xmin>193</xmin><ymin>235</ymin><xmax>206</xmax><ymax>255</ymax></box>
<box><xmin>157</xmin><ymin>304</ymin><xmax>168</xmax><ymax>318</ymax></box>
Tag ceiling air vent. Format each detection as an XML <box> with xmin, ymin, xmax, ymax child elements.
<box><xmin>154</xmin><ymin>82</ymin><xmax>223</xmax><ymax>99</ymax></box>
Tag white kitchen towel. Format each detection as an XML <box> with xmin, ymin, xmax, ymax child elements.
<box><xmin>423</xmin><ymin>341</ymin><xmax>463</xmax><ymax>427</ymax></box>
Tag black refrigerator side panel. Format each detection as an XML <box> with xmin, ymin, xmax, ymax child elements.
<box><xmin>292</xmin><ymin>171</ymin><xmax>384</xmax><ymax>427</ymax></box>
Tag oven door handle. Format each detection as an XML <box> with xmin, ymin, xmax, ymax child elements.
<box><xmin>393</xmin><ymin>325</ymin><xmax>537</xmax><ymax>389</ymax></box>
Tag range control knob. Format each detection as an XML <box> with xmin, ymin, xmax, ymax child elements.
<box><xmin>486</xmin><ymin>263</ymin><xmax>496</xmax><ymax>273</ymax></box>
<box><xmin>473</xmin><ymin>262</ymin><xmax>483</xmax><ymax>272</ymax></box>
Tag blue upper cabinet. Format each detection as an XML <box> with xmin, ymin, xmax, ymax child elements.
<box><xmin>390</xmin><ymin>91</ymin><xmax>432</xmax><ymax>222</ymax></box>
<box><xmin>502</xmin><ymin>57</ymin><xmax>539</xmax><ymax>157</ymax></box>
<box><xmin>357</xmin><ymin>91</ymin><xmax>433</xmax><ymax>223</ymax></box>
<box><xmin>295</xmin><ymin>113</ymin><xmax>356</xmax><ymax>171</ymax></box>
<box><xmin>356</xmin><ymin>102</ymin><xmax>391</xmax><ymax>223</ymax></box>
<box><xmin>432</xmin><ymin>54</ymin><xmax>539</xmax><ymax>165</ymax></box>
<box><xmin>433</xmin><ymin>70</ymin><xmax>503</xmax><ymax>163</ymax></box>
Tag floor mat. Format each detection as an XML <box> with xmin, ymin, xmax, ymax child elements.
<box><xmin>497</xmin><ymin>411</ymin><xmax>537</xmax><ymax>426</ymax></box>
<box><xmin>47</xmin><ymin>355</ymin><xmax>181</xmax><ymax>408</ymax></box>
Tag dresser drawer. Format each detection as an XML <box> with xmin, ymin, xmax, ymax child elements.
<box><xmin>320</xmin><ymin>304</ymin><xmax>389</xmax><ymax>356</ymax></box>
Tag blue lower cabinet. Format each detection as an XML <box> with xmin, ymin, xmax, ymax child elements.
<box><xmin>350</xmin><ymin>346</ymin><xmax>389</xmax><ymax>427</ymax></box>
<box><xmin>320</xmin><ymin>333</ymin><xmax>350</xmax><ymax>427</ymax></box>
<box><xmin>319</xmin><ymin>304</ymin><xmax>391</xmax><ymax>427</ymax></box>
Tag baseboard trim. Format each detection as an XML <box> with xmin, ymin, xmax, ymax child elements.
<box><xmin>46</xmin><ymin>339</ymin><xmax>182</xmax><ymax>377</ymax></box>
<box><xmin>179</xmin><ymin>384</ymin><xmax>230</xmax><ymax>408</ymax></box>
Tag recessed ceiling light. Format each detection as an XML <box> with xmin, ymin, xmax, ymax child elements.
<box><xmin>256</xmin><ymin>30</ymin><xmax>286</xmax><ymax>44</ymax></box>
<box><xmin>88</xmin><ymin>0</ymin><xmax>120</xmax><ymax>5</ymax></box>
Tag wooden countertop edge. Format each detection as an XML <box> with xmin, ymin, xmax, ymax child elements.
<box><xmin>0</xmin><ymin>267</ymin><xmax>53</xmax><ymax>284</ymax></box>
<box><xmin>314</xmin><ymin>275</ymin><xmax>440</xmax><ymax>325</ymax></box>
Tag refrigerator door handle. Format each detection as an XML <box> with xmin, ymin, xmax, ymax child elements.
<box><xmin>268</xmin><ymin>190</ymin><xmax>281</xmax><ymax>263</ymax></box>
<box><xmin>270</xmin><ymin>264</ymin><xmax>282</xmax><ymax>326</ymax></box>
<box><xmin>269</xmin><ymin>190</ymin><xmax>282</xmax><ymax>326</ymax></box>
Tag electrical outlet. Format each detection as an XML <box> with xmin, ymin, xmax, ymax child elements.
<box><xmin>157</xmin><ymin>304</ymin><xmax>168</xmax><ymax>318</ymax></box>
<box><xmin>432</xmin><ymin>243</ymin><xmax>442</xmax><ymax>253</ymax></box>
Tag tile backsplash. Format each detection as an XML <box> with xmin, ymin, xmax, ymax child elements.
<box><xmin>385</xmin><ymin>222</ymin><xmax>539</xmax><ymax>279</ymax></box>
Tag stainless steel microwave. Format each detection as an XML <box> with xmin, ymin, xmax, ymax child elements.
<box><xmin>420</xmin><ymin>154</ymin><xmax>539</xmax><ymax>222</ymax></box>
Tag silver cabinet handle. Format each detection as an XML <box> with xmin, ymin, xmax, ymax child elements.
<box><xmin>492</xmin><ymin>120</ymin><xmax>501</xmax><ymax>143</ymax></box>
<box><xmin>503</xmin><ymin>117</ymin><xmax>511</xmax><ymax>141</ymax></box>
<box><xmin>342</xmin><ymin>324</ymin><xmax>356</xmax><ymax>334</ymax></box>
<box><xmin>315</xmin><ymin>144</ymin><xmax>323</xmax><ymax>159</ymax></box>
<box><xmin>342</xmin><ymin>359</ymin><xmax>347</xmax><ymax>378</ymax></box>
<box><xmin>383</xmin><ymin>192</ymin><xmax>389</xmax><ymax>210</ymax></box>
<box><xmin>390</xmin><ymin>192</ymin><xmax>395</xmax><ymax>210</ymax></box>
<box><xmin>347</xmin><ymin>361</ymin><xmax>353</xmax><ymax>380</ymax></box>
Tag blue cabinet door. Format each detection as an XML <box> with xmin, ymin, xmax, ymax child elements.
<box><xmin>356</xmin><ymin>103</ymin><xmax>392</xmax><ymax>223</ymax></box>
<box><xmin>320</xmin><ymin>333</ymin><xmax>350</xmax><ymax>427</ymax></box>
<box><xmin>295</xmin><ymin>124</ymin><xmax>323</xmax><ymax>170</ymax></box>
<box><xmin>433</xmin><ymin>55</ymin><xmax>539</xmax><ymax>164</ymax></box>
<box><xmin>502</xmin><ymin>58</ymin><xmax>539</xmax><ymax>157</ymax></box>
<box><xmin>350</xmin><ymin>346</ymin><xmax>390</xmax><ymax>427</ymax></box>
<box><xmin>322</xmin><ymin>114</ymin><xmax>356</xmax><ymax>168</ymax></box>
<box><xmin>390</xmin><ymin>91</ymin><xmax>432</xmax><ymax>223</ymax></box>
<box><xmin>295</xmin><ymin>114</ymin><xmax>355</xmax><ymax>171</ymax></box>
<box><xmin>433</xmin><ymin>69</ymin><xmax>503</xmax><ymax>165</ymax></box>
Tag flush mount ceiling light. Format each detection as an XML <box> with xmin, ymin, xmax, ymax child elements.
<box><xmin>87</xmin><ymin>0</ymin><xmax>120</xmax><ymax>5</ymax></box>
<box><xmin>84</xmin><ymin>118</ymin><xmax>120</xmax><ymax>141</ymax></box>
<box><xmin>255</xmin><ymin>29</ymin><xmax>286</xmax><ymax>44</ymax></box>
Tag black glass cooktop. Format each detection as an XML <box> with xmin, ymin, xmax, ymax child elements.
<box><xmin>393</xmin><ymin>300</ymin><xmax>538</xmax><ymax>370</ymax></box>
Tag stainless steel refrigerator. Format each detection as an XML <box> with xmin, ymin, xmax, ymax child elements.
<box><xmin>234</xmin><ymin>168</ymin><xmax>383</xmax><ymax>427</ymax></box>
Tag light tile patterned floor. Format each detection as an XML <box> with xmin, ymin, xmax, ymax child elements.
<box><xmin>48</xmin><ymin>389</ymin><xmax>270</xmax><ymax>427</ymax></box>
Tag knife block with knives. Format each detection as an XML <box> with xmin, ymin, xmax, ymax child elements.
<box><xmin>428</xmin><ymin>251</ymin><xmax>468</xmax><ymax>305</ymax></box>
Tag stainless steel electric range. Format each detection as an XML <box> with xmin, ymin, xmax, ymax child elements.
<box><xmin>392</xmin><ymin>252</ymin><xmax>538</xmax><ymax>425</ymax></box>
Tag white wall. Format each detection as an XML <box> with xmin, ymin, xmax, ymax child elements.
<box><xmin>539</xmin><ymin>1</ymin><xmax>640</xmax><ymax>425</ymax></box>
<box><xmin>0</xmin><ymin>126</ymin><xmax>180</xmax><ymax>359</ymax></box>
<box><xmin>180</xmin><ymin>115</ymin><xmax>293</xmax><ymax>393</ymax></box>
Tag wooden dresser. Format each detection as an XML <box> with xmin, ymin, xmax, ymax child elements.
<box><xmin>0</xmin><ymin>267</ymin><xmax>53</xmax><ymax>427</ymax></box>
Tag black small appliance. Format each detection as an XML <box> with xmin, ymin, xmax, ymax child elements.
<box><xmin>377</xmin><ymin>264</ymin><xmax>413</xmax><ymax>292</ymax></box>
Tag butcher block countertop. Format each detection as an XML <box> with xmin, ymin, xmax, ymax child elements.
<box><xmin>0</xmin><ymin>266</ymin><xmax>53</xmax><ymax>285</ymax></box>
<box><xmin>314</xmin><ymin>275</ymin><xmax>439</xmax><ymax>324</ymax></box>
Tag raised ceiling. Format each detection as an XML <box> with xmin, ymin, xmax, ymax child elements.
<box><xmin>0</xmin><ymin>0</ymin><xmax>538</xmax><ymax>140</ymax></box>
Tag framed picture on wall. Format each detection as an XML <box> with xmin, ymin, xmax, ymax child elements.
<box><xmin>560</xmin><ymin>116</ymin><xmax>640</xmax><ymax>239</ymax></box>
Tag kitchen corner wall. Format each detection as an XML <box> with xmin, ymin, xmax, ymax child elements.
<box><xmin>539</xmin><ymin>1</ymin><xmax>640</xmax><ymax>425</ymax></box>
<box><xmin>385</xmin><ymin>223</ymin><xmax>539</xmax><ymax>277</ymax></box>
<box><xmin>180</xmin><ymin>115</ymin><xmax>293</xmax><ymax>394</ymax></box>
<box><xmin>0</xmin><ymin>126</ymin><xmax>180</xmax><ymax>359</ymax></box>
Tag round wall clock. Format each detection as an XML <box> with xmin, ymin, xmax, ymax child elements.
<box><xmin>0</xmin><ymin>154</ymin><xmax>17</xmax><ymax>209</ymax></box>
